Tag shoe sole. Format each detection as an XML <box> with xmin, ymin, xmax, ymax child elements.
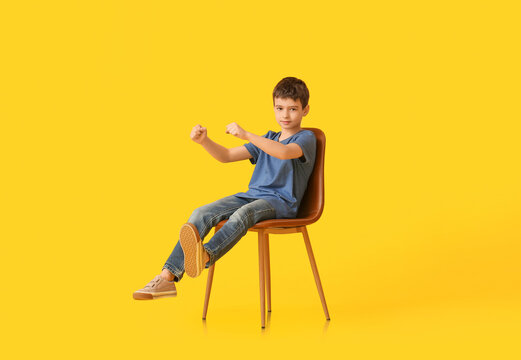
<box><xmin>180</xmin><ymin>223</ymin><xmax>204</xmax><ymax>278</ymax></box>
<box><xmin>133</xmin><ymin>291</ymin><xmax>177</xmax><ymax>300</ymax></box>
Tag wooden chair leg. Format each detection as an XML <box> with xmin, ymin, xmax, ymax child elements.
<box><xmin>202</xmin><ymin>264</ymin><xmax>215</xmax><ymax>320</ymax></box>
<box><xmin>264</xmin><ymin>233</ymin><xmax>272</xmax><ymax>312</ymax></box>
<box><xmin>301</xmin><ymin>226</ymin><xmax>330</xmax><ymax>320</ymax></box>
<box><xmin>202</xmin><ymin>227</ymin><xmax>219</xmax><ymax>319</ymax></box>
<box><xmin>258</xmin><ymin>230</ymin><xmax>266</xmax><ymax>328</ymax></box>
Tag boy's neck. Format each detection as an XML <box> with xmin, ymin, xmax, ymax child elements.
<box><xmin>279</xmin><ymin>127</ymin><xmax>302</xmax><ymax>140</ymax></box>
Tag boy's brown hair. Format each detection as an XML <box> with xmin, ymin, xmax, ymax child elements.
<box><xmin>272</xmin><ymin>77</ymin><xmax>310</xmax><ymax>109</ymax></box>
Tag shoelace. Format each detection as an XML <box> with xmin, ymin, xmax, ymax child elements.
<box><xmin>144</xmin><ymin>276</ymin><xmax>162</xmax><ymax>289</ymax></box>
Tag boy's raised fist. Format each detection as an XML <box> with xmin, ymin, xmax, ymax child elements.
<box><xmin>190</xmin><ymin>124</ymin><xmax>207</xmax><ymax>144</ymax></box>
<box><xmin>225</xmin><ymin>122</ymin><xmax>249</xmax><ymax>141</ymax></box>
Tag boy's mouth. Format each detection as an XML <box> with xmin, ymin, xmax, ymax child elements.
<box><xmin>281</xmin><ymin>121</ymin><xmax>290</xmax><ymax>125</ymax></box>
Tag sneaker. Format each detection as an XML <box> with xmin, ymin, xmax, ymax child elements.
<box><xmin>133</xmin><ymin>275</ymin><xmax>177</xmax><ymax>300</ymax></box>
<box><xmin>179</xmin><ymin>223</ymin><xmax>206</xmax><ymax>278</ymax></box>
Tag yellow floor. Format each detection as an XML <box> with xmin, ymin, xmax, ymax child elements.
<box><xmin>3</xmin><ymin>263</ymin><xmax>520</xmax><ymax>359</ymax></box>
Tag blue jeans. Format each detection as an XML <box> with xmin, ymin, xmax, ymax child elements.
<box><xmin>163</xmin><ymin>194</ymin><xmax>277</xmax><ymax>282</ymax></box>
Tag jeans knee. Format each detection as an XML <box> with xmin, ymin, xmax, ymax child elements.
<box><xmin>188</xmin><ymin>207</ymin><xmax>205</xmax><ymax>224</ymax></box>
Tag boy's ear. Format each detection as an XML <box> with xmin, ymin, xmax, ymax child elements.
<box><xmin>303</xmin><ymin>104</ymin><xmax>310</xmax><ymax>116</ymax></box>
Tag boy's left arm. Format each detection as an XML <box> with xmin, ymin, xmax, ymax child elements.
<box><xmin>225</xmin><ymin>122</ymin><xmax>303</xmax><ymax>160</ymax></box>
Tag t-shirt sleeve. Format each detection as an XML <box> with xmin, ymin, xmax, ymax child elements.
<box><xmin>290</xmin><ymin>130</ymin><xmax>317</xmax><ymax>165</ymax></box>
<box><xmin>244</xmin><ymin>131</ymin><xmax>272</xmax><ymax>165</ymax></box>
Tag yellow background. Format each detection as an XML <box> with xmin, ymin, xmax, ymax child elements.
<box><xmin>1</xmin><ymin>1</ymin><xmax>520</xmax><ymax>359</ymax></box>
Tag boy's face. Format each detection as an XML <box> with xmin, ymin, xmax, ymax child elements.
<box><xmin>273</xmin><ymin>97</ymin><xmax>310</xmax><ymax>132</ymax></box>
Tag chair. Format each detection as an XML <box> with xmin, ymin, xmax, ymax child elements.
<box><xmin>202</xmin><ymin>127</ymin><xmax>329</xmax><ymax>328</ymax></box>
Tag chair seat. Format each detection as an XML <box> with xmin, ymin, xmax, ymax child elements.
<box><xmin>216</xmin><ymin>217</ymin><xmax>316</xmax><ymax>229</ymax></box>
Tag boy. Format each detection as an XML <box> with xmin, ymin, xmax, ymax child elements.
<box><xmin>133</xmin><ymin>76</ymin><xmax>317</xmax><ymax>300</ymax></box>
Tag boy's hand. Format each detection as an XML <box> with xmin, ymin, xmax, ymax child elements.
<box><xmin>191</xmin><ymin>124</ymin><xmax>207</xmax><ymax>144</ymax></box>
<box><xmin>225</xmin><ymin>122</ymin><xmax>249</xmax><ymax>141</ymax></box>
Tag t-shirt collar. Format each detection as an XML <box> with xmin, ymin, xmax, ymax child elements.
<box><xmin>277</xmin><ymin>129</ymin><xmax>304</xmax><ymax>142</ymax></box>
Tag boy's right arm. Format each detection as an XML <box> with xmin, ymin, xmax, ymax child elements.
<box><xmin>191</xmin><ymin>124</ymin><xmax>252</xmax><ymax>163</ymax></box>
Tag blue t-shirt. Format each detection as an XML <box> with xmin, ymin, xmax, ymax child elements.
<box><xmin>234</xmin><ymin>129</ymin><xmax>317</xmax><ymax>219</ymax></box>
